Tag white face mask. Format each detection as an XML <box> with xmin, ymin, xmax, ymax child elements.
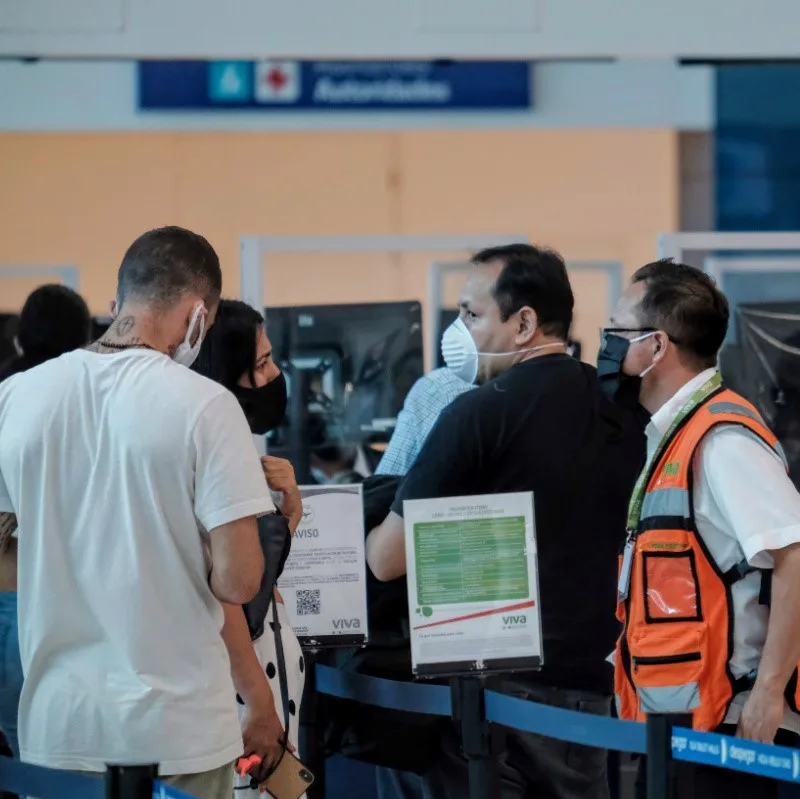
<box><xmin>630</xmin><ymin>331</ymin><xmax>658</xmax><ymax>379</ymax></box>
<box><xmin>441</xmin><ymin>317</ymin><xmax>566</xmax><ymax>384</ymax></box>
<box><xmin>173</xmin><ymin>304</ymin><xmax>206</xmax><ymax>368</ymax></box>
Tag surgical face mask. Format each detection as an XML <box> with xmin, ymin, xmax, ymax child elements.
<box><xmin>596</xmin><ymin>329</ymin><xmax>657</xmax><ymax>400</ymax></box>
<box><xmin>173</xmin><ymin>304</ymin><xmax>206</xmax><ymax>368</ymax></box>
<box><xmin>441</xmin><ymin>317</ymin><xmax>565</xmax><ymax>384</ymax></box>
<box><xmin>231</xmin><ymin>372</ymin><xmax>288</xmax><ymax>435</ymax></box>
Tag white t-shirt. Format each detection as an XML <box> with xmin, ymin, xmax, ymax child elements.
<box><xmin>647</xmin><ymin>369</ymin><xmax>800</xmax><ymax>732</ymax></box>
<box><xmin>0</xmin><ymin>348</ymin><xmax>276</xmax><ymax>774</ymax></box>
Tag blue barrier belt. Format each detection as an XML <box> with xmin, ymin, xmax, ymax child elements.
<box><xmin>672</xmin><ymin>728</ymin><xmax>800</xmax><ymax>783</ymax></box>
<box><xmin>153</xmin><ymin>780</ymin><xmax>198</xmax><ymax>798</ymax></box>
<box><xmin>316</xmin><ymin>664</ymin><xmax>453</xmax><ymax>716</ymax></box>
<box><xmin>484</xmin><ymin>690</ymin><xmax>647</xmax><ymax>754</ymax></box>
<box><xmin>0</xmin><ymin>757</ymin><xmax>105</xmax><ymax>799</ymax></box>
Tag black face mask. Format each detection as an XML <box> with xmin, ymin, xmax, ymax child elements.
<box><xmin>597</xmin><ymin>332</ymin><xmax>639</xmax><ymax>401</ymax></box>
<box><xmin>232</xmin><ymin>371</ymin><xmax>288</xmax><ymax>435</ymax></box>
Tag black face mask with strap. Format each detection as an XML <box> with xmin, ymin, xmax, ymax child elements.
<box><xmin>597</xmin><ymin>332</ymin><xmax>638</xmax><ymax>400</ymax></box>
<box><xmin>596</xmin><ymin>332</ymin><xmax>651</xmax><ymax>425</ymax></box>
<box><xmin>231</xmin><ymin>371</ymin><xmax>288</xmax><ymax>435</ymax></box>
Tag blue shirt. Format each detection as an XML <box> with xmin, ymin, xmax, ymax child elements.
<box><xmin>375</xmin><ymin>368</ymin><xmax>474</xmax><ymax>476</ymax></box>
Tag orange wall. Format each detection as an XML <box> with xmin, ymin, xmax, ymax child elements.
<box><xmin>0</xmin><ymin>129</ymin><xmax>678</xmax><ymax>359</ymax></box>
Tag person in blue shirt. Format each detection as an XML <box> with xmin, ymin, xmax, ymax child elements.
<box><xmin>375</xmin><ymin>367</ymin><xmax>474</xmax><ymax>477</ymax></box>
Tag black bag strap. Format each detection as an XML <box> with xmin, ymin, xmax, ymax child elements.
<box><xmin>241</xmin><ymin>599</ymin><xmax>294</xmax><ymax>790</ymax></box>
<box><xmin>271</xmin><ymin>599</ymin><xmax>292</xmax><ymax>751</ymax></box>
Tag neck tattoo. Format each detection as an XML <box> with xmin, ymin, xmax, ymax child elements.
<box><xmin>95</xmin><ymin>339</ymin><xmax>155</xmax><ymax>352</ymax></box>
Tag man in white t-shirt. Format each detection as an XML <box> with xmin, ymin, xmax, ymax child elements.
<box><xmin>0</xmin><ymin>226</ymin><xmax>275</xmax><ymax>799</ymax></box>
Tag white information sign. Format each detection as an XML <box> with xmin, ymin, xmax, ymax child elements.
<box><xmin>278</xmin><ymin>484</ymin><xmax>368</xmax><ymax>646</ymax></box>
<box><xmin>404</xmin><ymin>492</ymin><xmax>542</xmax><ymax>676</ymax></box>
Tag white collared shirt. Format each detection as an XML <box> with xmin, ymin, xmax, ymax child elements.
<box><xmin>647</xmin><ymin>368</ymin><xmax>800</xmax><ymax>730</ymax></box>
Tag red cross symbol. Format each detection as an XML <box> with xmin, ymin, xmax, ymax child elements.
<box><xmin>265</xmin><ymin>67</ymin><xmax>288</xmax><ymax>93</ymax></box>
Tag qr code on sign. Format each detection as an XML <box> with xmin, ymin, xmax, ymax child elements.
<box><xmin>296</xmin><ymin>589</ymin><xmax>321</xmax><ymax>616</ymax></box>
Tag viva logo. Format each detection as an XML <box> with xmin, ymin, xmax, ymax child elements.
<box><xmin>502</xmin><ymin>614</ymin><xmax>528</xmax><ymax>627</ymax></box>
<box><xmin>333</xmin><ymin>618</ymin><xmax>361</xmax><ymax>630</ymax></box>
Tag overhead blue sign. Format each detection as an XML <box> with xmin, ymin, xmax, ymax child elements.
<box><xmin>138</xmin><ymin>60</ymin><xmax>532</xmax><ymax>111</ymax></box>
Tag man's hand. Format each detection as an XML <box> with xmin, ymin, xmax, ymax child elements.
<box><xmin>262</xmin><ymin>457</ymin><xmax>303</xmax><ymax>533</ymax></box>
<box><xmin>737</xmin><ymin>681</ymin><xmax>785</xmax><ymax>743</ymax></box>
<box><xmin>241</xmin><ymin>701</ymin><xmax>295</xmax><ymax>770</ymax></box>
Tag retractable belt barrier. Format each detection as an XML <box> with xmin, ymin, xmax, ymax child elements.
<box><xmin>316</xmin><ymin>664</ymin><xmax>800</xmax><ymax>783</ymax></box>
<box><xmin>1</xmin><ymin>666</ymin><xmax>799</xmax><ymax>798</ymax></box>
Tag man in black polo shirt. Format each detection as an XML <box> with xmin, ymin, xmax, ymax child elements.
<box><xmin>366</xmin><ymin>244</ymin><xmax>645</xmax><ymax>799</ymax></box>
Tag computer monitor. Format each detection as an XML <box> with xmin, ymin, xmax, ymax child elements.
<box><xmin>264</xmin><ymin>301</ymin><xmax>424</xmax><ymax>452</ymax></box>
<box><xmin>435</xmin><ymin>309</ymin><xmax>582</xmax><ymax>366</ymax></box>
<box><xmin>92</xmin><ymin>317</ymin><xmax>112</xmax><ymax>340</ymax></box>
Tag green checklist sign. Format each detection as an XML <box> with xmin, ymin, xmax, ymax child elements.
<box><xmin>413</xmin><ymin>516</ymin><xmax>529</xmax><ymax>605</ymax></box>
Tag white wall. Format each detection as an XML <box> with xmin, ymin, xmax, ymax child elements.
<box><xmin>0</xmin><ymin>59</ymin><xmax>713</xmax><ymax>131</ymax></box>
<box><xmin>0</xmin><ymin>0</ymin><xmax>791</xmax><ymax>59</ymax></box>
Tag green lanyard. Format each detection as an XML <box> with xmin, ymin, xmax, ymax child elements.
<box><xmin>626</xmin><ymin>371</ymin><xmax>723</xmax><ymax>532</ymax></box>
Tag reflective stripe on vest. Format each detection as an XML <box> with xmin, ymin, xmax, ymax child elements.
<box><xmin>707</xmin><ymin>400</ymin><xmax>788</xmax><ymax>467</ymax></box>
<box><xmin>640</xmin><ymin>487</ymin><xmax>690</xmax><ymax>521</ymax></box>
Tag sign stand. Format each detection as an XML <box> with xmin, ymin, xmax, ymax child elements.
<box><xmin>299</xmin><ymin>650</ymin><xmax>325</xmax><ymax>799</ymax></box>
<box><xmin>453</xmin><ymin>676</ymin><xmax>501</xmax><ymax>799</ymax></box>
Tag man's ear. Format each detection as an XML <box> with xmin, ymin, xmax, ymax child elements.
<box><xmin>515</xmin><ymin>306</ymin><xmax>538</xmax><ymax>346</ymax></box>
<box><xmin>109</xmin><ymin>300</ymin><xmax>118</xmax><ymax>319</ymax></box>
<box><xmin>653</xmin><ymin>330</ymin><xmax>670</xmax><ymax>364</ymax></box>
<box><xmin>12</xmin><ymin>336</ymin><xmax>22</xmax><ymax>357</ymax></box>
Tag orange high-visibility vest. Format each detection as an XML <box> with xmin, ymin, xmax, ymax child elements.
<box><xmin>614</xmin><ymin>386</ymin><xmax>795</xmax><ymax>731</ymax></box>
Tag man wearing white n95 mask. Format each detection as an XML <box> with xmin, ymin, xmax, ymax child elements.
<box><xmin>0</xmin><ymin>227</ymin><xmax>275</xmax><ymax>799</ymax></box>
<box><xmin>367</xmin><ymin>244</ymin><xmax>644</xmax><ymax>799</ymax></box>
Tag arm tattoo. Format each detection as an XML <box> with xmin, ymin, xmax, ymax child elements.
<box><xmin>0</xmin><ymin>512</ymin><xmax>17</xmax><ymax>553</ymax></box>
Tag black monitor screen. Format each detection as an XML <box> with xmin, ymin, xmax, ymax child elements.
<box><xmin>92</xmin><ymin>317</ymin><xmax>112</xmax><ymax>340</ymax></box>
<box><xmin>264</xmin><ymin>301</ymin><xmax>423</xmax><ymax>450</ymax></box>
<box><xmin>435</xmin><ymin>309</ymin><xmax>582</xmax><ymax>365</ymax></box>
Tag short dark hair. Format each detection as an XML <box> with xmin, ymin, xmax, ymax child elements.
<box><xmin>192</xmin><ymin>299</ymin><xmax>264</xmax><ymax>390</ymax></box>
<box><xmin>0</xmin><ymin>284</ymin><xmax>92</xmax><ymax>381</ymax></box>
<box><xmin>472</xmin><ymin>243</ymin><xmax>574</xmax><ymax>340</ymax></box>
<box><xmin>117</xmin><ymin>226</ymin><xmax>222</xmax><ymax>309</ymax></box>
<box><xmin>632</xmin><ymin>259</ymin><xmax>729</xmax><ymax>368</ymax></box>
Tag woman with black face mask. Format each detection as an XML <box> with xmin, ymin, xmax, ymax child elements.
<box><xmin>193</xmin><ymin>300</ymin><xmax>306</xmax><ymax>797</ymax></box>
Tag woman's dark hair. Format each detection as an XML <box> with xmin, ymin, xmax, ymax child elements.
<box><xmin>0</xmin><ymin>284</ymin><xmax>92</xmax><ymax>382</ymax></box>
<box><xmin>192</xmin><ymin>298</ymin><xmax>264</xmax><ymax>389</ymax></box>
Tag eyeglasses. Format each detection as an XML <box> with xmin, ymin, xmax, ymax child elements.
<box><xmin>601</xmin><ymin>327</ymin><xmax>657</xmax><ymax>336</ymax></box>
<box><xmin>600</xmin><ymin>327</ymin><xmax>680</xmax><ymax>345</ymax></box>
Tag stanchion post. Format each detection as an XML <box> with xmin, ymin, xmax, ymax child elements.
<box><xmin>105</xmin><ymin>764</ymin><xmax>158</xmax><ymax>799</ymax></box>
<box><xmin>299</xmin><ymin>650</ymin><xmax>326</xmax><ymax>799</ymax></box>
<box><xmin>452</xmin><ymin>676</ymin><xmax>498</xmax><ymax>799</ymax></box>
<box><xmin>645</xmin><ymin>713</ymin><xmax>690</xmax><ymax>799</ymax></box>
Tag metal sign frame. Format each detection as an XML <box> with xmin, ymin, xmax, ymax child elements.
<box><xmin>704</xmin><ymin>256</ymin><xmax>800</xmax><ymax>283</ymax></box>
<box><xmin>658</xmin><ymin>232</ymin><xmax>800</xmax><ymax>264</ymax></box>
<box><xmin>428</xmin><ymin>259</ymin><xmax>624</xmax><ymax>364</ymax></box>
<box><xmin>240</xmin><ymin>234</ymin><xmax>529</xmax><ymax>365</ymax></box>
<box><xmin>0</xmin><ymin>264</ymin><xmax>79</xmax><ymax>298</ymax></box>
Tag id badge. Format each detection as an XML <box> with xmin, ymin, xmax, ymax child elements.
<box><xmin>617</xmin><ymin>540</ymin><xmax>635</xmax><ymax>602</ymax></box>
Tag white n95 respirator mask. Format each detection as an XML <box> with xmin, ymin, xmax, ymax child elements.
<box><xmin>441</xmin><ymin>317</ymin><xmax>480</xmax><ymax>384</ymax></box>
<box><xmin>441</xmin><ymin>316</ymin><xmax>568</xmax><ymax>385</ymax></box>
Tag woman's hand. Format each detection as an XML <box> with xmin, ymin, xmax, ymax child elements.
<box><xmin>261</xmin><ymin>456</ymin><xmax>303</xmax><ymax>533</ymax></box>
